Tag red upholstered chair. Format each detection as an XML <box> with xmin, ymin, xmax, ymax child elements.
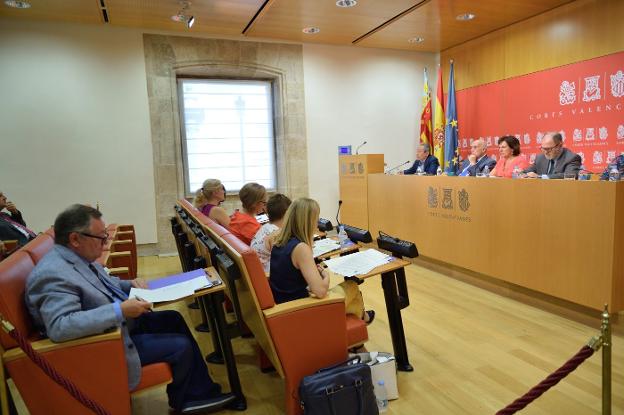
<box><xmin>0</xmin><ymin>246</ymin><xmax>171</xmax><ymax>415</ymax></box>
<box><xmin>219</xmin><ymin>233</ymin><xmax>368</xmax><ymax>415</ymax></box>
<box><xmin>20</xmin><ymin>233</ymin><xmax>54</xmax><ymax>264</ymax></box>
<box><xmin>176</xmin><ymin>200</ymin><xmax>368</xmax><ymax>414</ymax></box>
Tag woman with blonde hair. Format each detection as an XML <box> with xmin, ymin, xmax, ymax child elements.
<box><xmin>269</xmin><ymin>198</ymin><xmax>374</xmax><ymax>324</ymax></box>
<box><xmin>193</xmin><ymin>179</ymin><xmax>230</xmax><ymax>228</ymax></box>
<box><xmin>229</xmin><ymin>182</ymin><xmax>267</xmax><ymax>245</ymax></box>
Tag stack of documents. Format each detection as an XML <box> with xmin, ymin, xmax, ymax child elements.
<box><xmin>129</xmin><ymin>269</ymin><xmax>212</xmax><ymax>303</ymax></box>
<box><xmin>323</xmin><ymin>249</ymin><xmax>391</xmax><ymax>276</ymax></box>
<box><xmin>313</xmin><ymin>238</ymin><xmax>341</xmax><ymax>258</ymax></box>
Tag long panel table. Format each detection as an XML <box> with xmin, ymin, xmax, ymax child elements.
<box><xmin>367</xmin><ymin>174</ymin><xmax>624</xmax><ymax>312</ymax></box>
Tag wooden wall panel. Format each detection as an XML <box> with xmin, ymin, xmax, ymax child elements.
<box><xmin>441</xmin><ymin>0</ymin><xmax>624</xmax><ymax>90</ymax></box>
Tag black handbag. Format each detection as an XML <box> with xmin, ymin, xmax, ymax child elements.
<box><xmin>299</xmin><ymin>356</ymin><xmax>379</xmax><ymax>415</ymax></box>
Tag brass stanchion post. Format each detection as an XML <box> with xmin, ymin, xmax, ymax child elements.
<box><xmin>601</xmin><ymin>304</ymin><xmax>611</xmax><ymax>415</ymax></box>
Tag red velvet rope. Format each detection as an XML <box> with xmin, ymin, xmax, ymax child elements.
<box><xmin>496</xmin><ymin>345</ymin><xmax>595</xmax><ymax>415</ymax></box>
<box><xmin>7</xmin><ymin>327</ymin><xmax>111</xmax><ymax>415</ymax></box>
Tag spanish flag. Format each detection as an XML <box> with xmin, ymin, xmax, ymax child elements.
<box><xmin>420</xmin><ymin>68</ymin><xmax>432</xmax><ymax>145</ymax></box>
<box><xmin>433</xmin><ymin>66</ymin><xmax>445</xmax><ymax>167</ymax></box>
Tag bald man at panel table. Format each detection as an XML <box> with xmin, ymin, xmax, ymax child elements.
<box><xmin>457</xmin><ymin>138</ymin><xmax>497</xmax><ymax>177</ymax></box>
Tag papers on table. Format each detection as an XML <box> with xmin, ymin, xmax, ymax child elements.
<box><xmin>129</xmin><ymin>269</ymin><xmax>212</xmax><ymax>303</ymax></box>
<box><xmin>323</xmin><ymin>249</ymin><xmax>391</xmax><ymax>276</ymax></box>
<box><xmin>313</xmin><ymin>238</ymin><xmax>341</xmax><ymax>258</ymax></box>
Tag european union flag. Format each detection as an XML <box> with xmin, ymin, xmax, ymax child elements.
<box><xmin>444</xmin><ymin>61</ymin><xmax>459</xmax><ymax>175</ymax></box>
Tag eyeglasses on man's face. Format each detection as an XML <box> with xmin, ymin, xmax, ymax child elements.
<box><xmin>79</xmin><ymin>232</ymin><xmax>110</xmax><ymax>244</ymax></box>
<box><xmin>540</xmin><ymin>143</ymin><xmax>561</xmax><ymax>152</ymax></box>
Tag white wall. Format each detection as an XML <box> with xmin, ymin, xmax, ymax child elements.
<box><xmin>0</xmin><ymin>17</ymin><xmax>437</xmax><ymax>246</ymax></box>
<box><xmin>0</xmin><ymin>19</ymin><xmax>157</xmax><ymax>243</ymax></box>
<box><xmin>303</xmin><ymin>43</ymin><xmax>438</xmax><ymax>221</ymax></box>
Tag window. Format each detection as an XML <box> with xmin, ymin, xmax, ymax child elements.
<box><xmin>178</xmin><ymin>79</ymin><xmax>276</xmax><ymax>194</ymax></box>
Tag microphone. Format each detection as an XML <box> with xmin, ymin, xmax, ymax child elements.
<box><xmin>385</xmin><ymin>160</ymin><xmax>411</xmax><ymax>174</ymax></box>
<box><xmin>336</xmin><ymin>200</ymin><xmax>343</xmax><ymax>226</ymax></box>
<box><xmin>355</xmin><ymin>140</ymin><xmax>367</xmax><ymax>155</ymax></box>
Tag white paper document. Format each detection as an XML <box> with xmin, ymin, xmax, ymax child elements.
<box><xmin>129</xmin><ymin>275</ymin><xmax>210</xmax><ymax>303</ymax></box>
<box><xmin>313</xmin><ymin>238</ymin><xmax>341</xmax><ymax>258</ymax></box>
<box><xmin>323</xmin><ymin>249</ymin><xmax>391</xmax><ymax>276</ymax></box>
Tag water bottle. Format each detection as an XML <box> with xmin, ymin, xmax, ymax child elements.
<box><xmin>436</xmin><ymin>166</ymin><xmax>442</xmax><ymax>176</ymax></box>
<box><xmin>482</xmin><ymin>165</ymin><xmax>490</xmax><ymax>177</ymax></box>
<box><xmin>512</xmin><ymin>165</ymin><xmax>520</xmax><ymax>179</ymax></box>
<box><xmin>608</xmin><ymin>164</ymin><xmax>620</xmax><ymax>181</ymax></box>
<box><xmin>416</xmin><ymin>163</ymin><xmax>424</xmax><ymax>175</ymax></box>
<box><xmin>337</xmin><ymin>225</ymin><xmax>349</xmax><ymax>249</ymax></box>
<box><xmin>375</xmin><ymin>380</ymin><xmax>388</xmax><ymax>413</ymax></box>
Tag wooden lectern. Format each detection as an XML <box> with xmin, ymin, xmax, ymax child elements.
<box><xmin>338</xmin><ymin>154</ymin><xmax>384</xmax><ymax>230</ymax></box>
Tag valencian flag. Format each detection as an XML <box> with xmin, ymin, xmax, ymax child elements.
<box><xmin>433</xmin><ymin>66</ymin><xmax>445</xmax><ymax>168</ymax></box>
<box><xmin>419</xmin><ymin>68</ymin><xmax>432</xmax><ymax>145</ymax></box>
<box><xmin>444</xmin><ymin>61</ymin><xmax>460</xmax><ymax>174</ymax></box>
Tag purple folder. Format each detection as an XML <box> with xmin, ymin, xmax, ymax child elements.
<box><xmin>148</xmin><ymin>268</ymin><xmax>207</xmax><ymax>289</ymax></box>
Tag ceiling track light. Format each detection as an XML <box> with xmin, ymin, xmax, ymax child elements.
<box><xmin>4</xmin><ymin>0</ymin><xmax>31</xmax><ymax>8</ymax></box>
<box><xmin>336</xmin><ymin>0</ymin><xmax>357</xmax><ymax>7</ymax></box>
<box><xmin>456</xmin><ymin>13</ymin><xmax>476</xmax><ymax>21</ymax></box>
<box><xmin>171</xmin><ymin>1</ymin><xmax>195</xmax><ymax>29</ymax></box>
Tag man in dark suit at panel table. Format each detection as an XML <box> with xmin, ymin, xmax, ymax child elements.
<box><xmin>25</xmin><ymin>204</ymin><xmax>235</xmax><ymax>414</ymax></box>
<box><xmin>401</xmin><ymin>143</ymin><xmax>440</xmax><ymax>175</ymax></box>
<box><xmin>457</xmin><ymin>138</ymin><xmax>497</xmax><ymax>176</ymax></box>
<box><xmin>521</xmin><ymin>132</ymin><xmax>581</xmax><ymax>179</ymax></box>
<box><xmin>0</xmin><ymin>190</ymin><xmax>36</xmax><ymax>247</ymax></box>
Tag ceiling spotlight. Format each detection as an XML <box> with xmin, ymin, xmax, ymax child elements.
<box><xmin>336</xmin><ymin>0</ymin><xmax>357</xmax><ymax>7</ymax></box>
<box><xmin>456</xmin><ymin>13</ymin><xmax>476</xmax><ymax>21</ymax></box>
<box><xmin>171</xmin><ymin>1</ymin><xmax>195</xmax><ymax>29</ymax></box>
<box><xmin>4</xmin><ymin>0</ymin><xmax>31</xmax><ymax>8</ymax></box>
<box><xmin>408</xmin><ymin>37</ymin><xmax>425</xmax><ymax>43</ymax></box>
<box><xmin>302</xmin><ymin>27</ymin><xmax>320</xmax><ymax>34</ymax></box>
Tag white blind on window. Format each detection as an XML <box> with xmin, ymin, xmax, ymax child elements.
<box><xmin>180</xmin><ymin>79</ymin><xmax>276</xmax><ymax>193</ymax></box>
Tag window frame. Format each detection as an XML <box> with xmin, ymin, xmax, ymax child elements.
<box><xmin>177</xmin><ymin>76</ymin><xmax>278</xmax><ymax>197</ymax></box>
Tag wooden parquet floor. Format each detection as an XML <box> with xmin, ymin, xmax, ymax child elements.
<box><xmin>129</xmin><ymin>256</ymin><xmax>622</xmax><ymax>415</ymax></box>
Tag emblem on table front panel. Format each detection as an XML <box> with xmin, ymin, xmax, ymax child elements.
<box><xmin>341</xmin><ymin>163</ymin><xmax>347</xmax><ymax>175</ymax></box>
<box><xmin>357</xmin><ymin>163</ymin><xmax>364</xmax><ymax>174</ymax></box>
<box><xmin>349</xmin><ymin>162</ymin><xmax>356</xmax><ymax>174</ymax></box>
<box><xmin>427</xmin><ymin>186</ymin><xmax>438</xmax><ymax>208</ymax></box>
<box><xmin>458</xmin><ymin>189</ymin><xmax>470</xmax><ymax>212</ymax></box>
<box><xmin>442</xmin><ymin>189</ymin><xmax>453</xmax><ymax>210</ymax></box>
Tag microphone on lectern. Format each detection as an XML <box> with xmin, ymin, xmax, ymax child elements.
<box><xmin>385</xmin><ymin>160</ymin><xmax>411</xmax><ymax>174</ymax></box>
<box><xmin>355</xmin><ymin>140</ymin><xmax>367</xmax><ymax>155</ymax></box>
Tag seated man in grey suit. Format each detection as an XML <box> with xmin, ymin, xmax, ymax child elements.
<box><xmin>522</xmin><ymin>132</ymin><xmax>581</xmax><ymax>179</ymax></box>
<box><xmin>457</xmin><ymin>138</ymin><xmax>496</xmax><ymax>176</ymax></box>
<box><xmin>26</xmin><ymin>204</ymin><xmax>235</xmax><ymax>414</ymax></box>
<box><xmin>0</xmin><ymin>190</ymin><xmax>36</xmax><ymax>247</ymax></box>
<box><xmin>401</xmin><ymin>143</ymin><xmax>440</xmax><ymax>175</ymax></box>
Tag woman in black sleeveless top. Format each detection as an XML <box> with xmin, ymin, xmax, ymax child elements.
<box><xmin>269</xmin><ymin>198</ymin><xmax>374</xmax><ymax>324</ymax></box>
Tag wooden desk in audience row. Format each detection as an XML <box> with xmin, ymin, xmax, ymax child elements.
<box><xmin>364</xmin><ymin>174</ymin><xmax>624</xmax><ymax>312</ymax></box>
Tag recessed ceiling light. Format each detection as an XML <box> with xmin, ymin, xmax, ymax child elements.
<box><xmin>408</xmin><ymin>37</ymin><xmax>425</xmax><ymax>43</ymax></box>
<box><xmin>4</xmin><ymin>0</ymin><xmax>31</xmax><ymax>8</ymax></box>
<box><xmin>302</xmin><ymin>27</ymin><xmax>320</xmax><ymax>34</ymax></box>
<box><xmin>336</xmin><ymin>0</ymin><xmax>357</xmax><ymax>7</ymax></box>
<box><xmin>456</xmin><ymin>13</ymin><xmax>476</xmax><ymax>21</ymax></box>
